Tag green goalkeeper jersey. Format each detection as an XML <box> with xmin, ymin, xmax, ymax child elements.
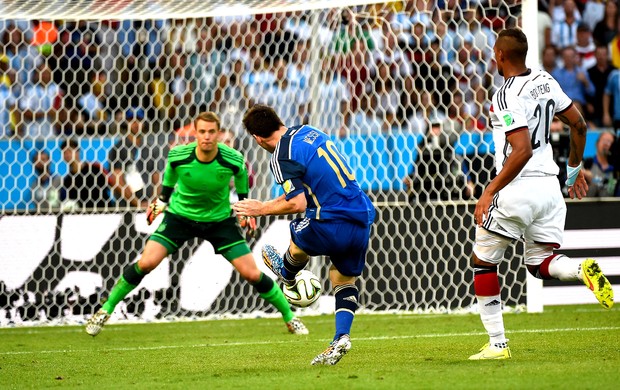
<box><xmin>163</xmin><ymin>142</ymin><xmax>248</xmax><ymax>222</ymax></box>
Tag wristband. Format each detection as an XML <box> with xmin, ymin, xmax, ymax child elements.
<box><xmin>566</xmin><ymin>162</ymin><xmax>583</xmax><ymax>186</ymax></box>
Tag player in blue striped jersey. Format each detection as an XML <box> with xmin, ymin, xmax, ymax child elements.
<box><xmin>235</xmin><ymin>104</ymin><xmax>375</xmax><ymax>365</ymax></box>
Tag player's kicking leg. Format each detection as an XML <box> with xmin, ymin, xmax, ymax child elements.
<box><xmin>262</xmin><ymin>243</ymin><xmax>307</xmax><ymax>286</ymax></box>
<box><xmin>580</xmin><ymin>259</ymin><xmax>614</xmax><ymax>309</ymax></box>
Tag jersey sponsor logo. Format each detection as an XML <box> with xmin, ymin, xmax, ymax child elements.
<box><xmin>184</xmin><ymin>172</ymin><xmax>191</xmax><ymax>177</ymax></box>
<box><xmin>303</xmin><ymin>130</ymin><xmax>319</xmax><ymax>145</ymax></box>
<box><xmin>282</xmin><ymin>179</ymin><xmax>295</xmax><ymax>194</ymax></box>
<box><xmin>502</xmin><ymin>113</ymin><xmax>514</xmax><ymax>127</ymax></box>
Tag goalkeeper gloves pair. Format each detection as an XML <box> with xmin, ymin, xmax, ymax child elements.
<box><xmin>146</xmin><ymin>199</ymin><xmax>258</xmax><ymax>238</ymax></box>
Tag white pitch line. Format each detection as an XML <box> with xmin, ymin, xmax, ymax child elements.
<box><xmin>1</xmin><ymin>326</ymin><xmax>619</xmax><ymax>356</ymax></box>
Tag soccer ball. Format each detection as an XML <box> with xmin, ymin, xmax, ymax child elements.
<box><xmin>283</xmin><ymin>270</ymin><xmax>322</xmax><ymax>308</ymax></box>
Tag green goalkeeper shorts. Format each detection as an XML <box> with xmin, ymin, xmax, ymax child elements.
<box><xmin>149</xmin><ymin>212</ymin><xmax>251</xmax><ymax>261</ymax></box>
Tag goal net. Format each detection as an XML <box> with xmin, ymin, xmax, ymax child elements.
<box><xmin>0</xmin><ymin>0</ymin><xmax>526</xmax><ymax>325</ymax></box>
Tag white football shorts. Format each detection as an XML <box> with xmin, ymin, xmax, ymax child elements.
<box><xmin>481</xmin><ymin>175</ymin><xmax>566</xmax><ymax>247</ymax></box>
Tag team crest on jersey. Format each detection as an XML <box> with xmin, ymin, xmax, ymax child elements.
<box><xmin>303</xmin><ymin>131</ymin><xmax>319</xmax><ymax>145</ymax></box>
<box><xmin>216</xmin><ymin>168</ymin><xmax>228</xmax><ymax>182</ymax></box>
<box><xmin>502</xmin><ymin>113</ymin><xmax>514</xmax><ymax>126</ymax></box>
<box><xmin>282</xmin><ymin>179</ymin><xmax>295</xmax><ymax>194</ymax></box>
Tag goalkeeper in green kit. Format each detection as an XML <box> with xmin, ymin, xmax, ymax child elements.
<box><xmin>86</xmin><ymin>112</ymin><xmax>308</xmax><ymax>336</ymax></box>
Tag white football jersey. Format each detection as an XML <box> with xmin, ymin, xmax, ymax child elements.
<box><xmin>489</xmin><ymin>68</ymin><xmax>572</xmax><ymax>177</ymax></box>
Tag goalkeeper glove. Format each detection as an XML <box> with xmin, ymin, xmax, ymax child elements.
<box><xmin>239</xmin><ymin>216</ymin><xmax>257</xmax><ymax>238</ymax></box>
<box><xmin>146</xmin><ymin>198</ymin><xmax>167</xmax><ymax>225</ymax></box>
<box><xmin>566</xmin><ymin>162</ymin><xmax>583</xmax><ymax>187</ymax></box>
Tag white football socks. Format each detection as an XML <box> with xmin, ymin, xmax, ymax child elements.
<box><xmin>547</xmin><ymin>255</ymin><xmax>581</xmax><ymax>281</ymax></box>
<box><xmin>477</xmin><ymin>295</ymin><xmax>507</xmax><ymax>346</ymax></box>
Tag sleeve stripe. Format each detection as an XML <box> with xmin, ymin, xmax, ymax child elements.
<box><xmin>556</xmin><ymin>102</ymin><xmax>573</xmax><ymax>115</ymax></box>
<box><xmin>271</xmin><ymin>142</ymin><xmax>283</xmax><ymax>183</ymax></box>
<box><xmin>505</xmin><ymin>126</ymin><xmax>529</xmax><ymax>136</ymax></box>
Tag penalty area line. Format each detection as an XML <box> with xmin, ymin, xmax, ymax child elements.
<box><xmin>1</xmin><ymin>326</ymin><xmax>618</xmax><ymax>356</ymax></box>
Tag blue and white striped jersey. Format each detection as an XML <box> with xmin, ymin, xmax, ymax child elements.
<box><xmin>270</xmin><ymin>125</ymin><xmax>375</xmax><ymax>226</ymax></box>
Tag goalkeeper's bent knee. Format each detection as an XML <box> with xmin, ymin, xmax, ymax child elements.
<box><xmin>123</xmin><ymin>263</ymin><xmax>147</xmax><ymax>286</ymax></box>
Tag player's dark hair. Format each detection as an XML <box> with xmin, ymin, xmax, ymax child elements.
<box><xmin>498</xmin><ymin>28</ymin><xmax>528</xmax><ymax>62</ymax></box>
<box><xmin>242</xmin><ymin>104</ymin><xmax>284</xmax><ymax>138</ymax></box>
<box><xmin>195</xmin><ymin>111</ymin><xmax>221</xmax><ymax>130</ymax></box>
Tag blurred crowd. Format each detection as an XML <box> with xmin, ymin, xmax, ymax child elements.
<box><xmin>1</xmin><ymin>0</ymin><xmax>619</xmax><ymax>211</ymax></box>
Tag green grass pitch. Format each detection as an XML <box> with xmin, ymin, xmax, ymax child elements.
<box><xmin>1</xmin><ymin>305</ymin><xmax>618</xmax><ymax>389</ymax></box>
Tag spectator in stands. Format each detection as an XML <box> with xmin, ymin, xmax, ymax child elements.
<box><xmin>17</xmin><ymin>63</ymin><xmax>63</xmax><ymax>138</ymax></box>
<box><xmin>404</xmin><ymin>119</ymin><xmax>468</xmax><ymax>202</ymax></box>
<box><xmin>0</xmin><ymin>71</ymin><xmax>17</xmax><ymax>138</ymax></box>
<box><xmin>592</xmin><ymin>0</ymin><xmax>617</xmax><ymax>46</ymax></box>
<box><xmin>435</xmin><ymin>15</ymin><xmax>459</xmax><ymax>65</ymax></box>
<box><xmin>314</xmin><ymin>56</ymin><xmax>351</xmax><ymax>136</ymax></box>
<box><xmin>30</xmin><ymin>149</ymin><xmax>62</xmax><ymax>211</ymax></box>
<box><xmin>373</xmin><ymin>61</ymin><xmax>401</xmax><ymax>132</ymax></box>
<box><xmin>54</xmin><ymin>21</ymin><xmax>102</xmax><ymax>109</ymax></box>
<box><xmin>575</xmin><ymin>22</ymin><xmax>597</xmax><ymax>70</ymax></box>
<box><xmin>603</xmin><ymin>66</ymin><xmax>620</xmax><ymax>129</ymax></box>
<box><xmin>453</xmin><ymin>34</ymin><xmax>487</xmax><ymax>102</ymax></box>
<box><xmin>551</xmin><ymin>46</ymin><xmax>595</xmax><ymax>116</ymax></box>
<box><xmin>185</xmin><ymin>26</ymin><xmax>223</xmax><ymax>113</ymax></box>
<box><xmin>581</xmin><ymin>1</ymin><xmax>606</xmax><ymax>30</ymax></box>
<box><xmin>60</xmin><ymin>138</ymin><xmax>111</xmax><ymax>211</ymax></box>
<box><xmin>479</xmin><ymin>0</ymin><xmax>521</xmax><ymax>31</ymax></box>
<box><xmin>538</xmin><ymin>1</ymin><xmax>553</xmax><ymax>60</ymax></box>
<box><xmin>108</xmin><ymin>108</ymin><xmax>167</xmax><ymax>208</ymax></box>
<box><xmin>551</xmin><ymin>0</ymin><xmax>581</xmax><ymax>49</ymax></box>
<box><xmin>407</xmin><ymin>90</ymin><xmax>446</xmax><ymax>135</ymax></box>
<box><xmin>541</xmin><ymin>45</ymin><xmax>559</xmax><ymax>73</ymax></box>
<box><xmin>212</xmin><ymin>55</ymin><xmax>251</xmax><ymax>136</ymax></box>
<box><xmin>583</xmin><ymin>131</ymin><xmax>617</xmax><ymax>197</ymax></box>
<box><xmin>331</xmin><ymin>8</ymin><xmax>375</xmax><ymax>56</ymax></box>
<box><xmin>587</xmin><ymin>44</ymin><xmax>615</xmax><ymax>128</ymax></box>
<box><xmin>459</xmin><ymin>5</ymin><xmax>496</xmax><ymax>63</ymax></box>
<box><xmin>446</xmin><ymin>90</ymin><xmax>483</xmax><ymax>133</ymax></box>
<box><xmin>77</xmin><ymin>71</ymin><xmax>114</xmax><ymax>135</ymax></box>
<box><xmin>0</xmin><ymin>22</ymin><xmax>42</xmax><ymax>96</ymax></box>
<box><xmin>610</xmin><ymin>12</ymin><xmax>620</xmax><ymax>68</ymax></box>
<box><xmin>349</xmin><ymin>94</ymin><xmax>384</xmax><ymax>136</ymax></box>
<box><xmin>151</xmin><ymin>49</ymin><xmax>192</xmax><ymax>125</ymax></box>
<box><xmin>115</xmin><ymin>20</ymin><xmax>167</xmax><ymax>113</ymax></box>
<box><xmin>247</xmin><ymin>58</ymin><xmax>305</xmax><ymax>127</ymax></box>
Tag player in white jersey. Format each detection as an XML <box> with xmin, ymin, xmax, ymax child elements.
<box><xmin>469</xmin><ymin>28</ymin><xmax>614</xmax><ymax>360</ymax></box>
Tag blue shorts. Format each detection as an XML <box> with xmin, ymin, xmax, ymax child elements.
<box><xmin>289</xmin><ymin>217</ymin><xmax>372</xmax><ymax>277</ymax></box>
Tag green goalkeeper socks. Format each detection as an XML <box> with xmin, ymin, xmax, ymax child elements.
<box><xmin>101</xmin><ymin>276</ymin><xmax>137</xmax><ymax>314</ymax></box>
<box><xmin>101</xmin><ymin>263</ymin><xmax>145</xmax><ymax>314</ymax></box>
<box><xmin>254</xmin><ymin>273</ymin><xmax>295</xmax><ymax>323</ymax></box>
